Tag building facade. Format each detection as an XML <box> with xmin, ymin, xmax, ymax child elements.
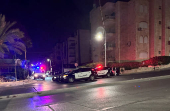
<box><xmin>90</xmin><ymin>0</ymin><xmax>170</xmax><ymax>63</ymax></box>
<box><xmin>51</xmin><ymin>29</ymin><xmax>91</xmax><ymax>69</ymax></box>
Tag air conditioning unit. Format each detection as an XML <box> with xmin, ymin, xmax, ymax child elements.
<box><xmin>138</xmin><ymin>27</ymin><xmax>142</xmax><ymax>31</ymax></box>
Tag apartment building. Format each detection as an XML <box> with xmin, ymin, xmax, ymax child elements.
<box><xmin>51</xmin><ymin>29</ymin><xmax>91</xmax><ymax>69</ymax></box>
<box><xmin>90</xmin><ymin>0</ymin><xmax>170</xmax><ymax>63</ymax></box>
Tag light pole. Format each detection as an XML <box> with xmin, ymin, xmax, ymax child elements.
<box><xmin>47</xmin><ymin>59</ymin><xmax>52</xmax><ymax>73</ymax></box>
<box><xmin>97</xmin><ymin>0</ymin><xmax>107</xmax><ymax>67</ymax></box>
<box><xmin>96</xmin><ymin>29</ymin><xmax>107</xmax><ymax>67</ymax></box>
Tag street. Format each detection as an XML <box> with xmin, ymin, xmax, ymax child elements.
<box><xmin>0</xmin><ymin>68</ymin><xmax>170</xmax><ymax>96</ymax></box>
<box><xmin>1</xmin><ymin>73</ymin><xmax>170</xmax><ymax>111</ymax></box>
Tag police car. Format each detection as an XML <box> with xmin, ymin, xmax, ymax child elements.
<box><xmin>54</xmin><ymin>68</ymin><xmax>97</xmax><ymax>83</ymax></box>
<box><xmin>95</xmin><ymin>66</ymin><xmax>112</xmax><ymax>78</ymax></box>
<box><xmin>33</xmin><ymin>70</ymin><xmax>46</xmax><ymax>80</ymax></box>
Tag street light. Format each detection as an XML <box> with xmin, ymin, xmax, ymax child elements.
<box><xmin>95</xmin><ymin>32</ymin><xmax>103</xmax><ymax>41</ymax></box>
<box><xmin>47</xmin><ymin>59</ymin><xmax>52</xmax><ymax>73</ymax></box>
<box><xmin>95</xmin><ymin>29</ymin><xmax>107</xmax><ymax>67</ymax></box>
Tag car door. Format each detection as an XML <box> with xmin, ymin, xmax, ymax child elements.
<box><xmin>74</xmin><ymin>69</ymin><xmax>81</xmax><ymax>79</ymax></box>
<box><xmin>97</xmin><ymin>67</ymin><xmax>108</xmax><ymax>75</ymax></box>
<box><xmin>82</xmin><ymin>68</ymin><xmax>91</xmax><ymax>78</ymax></box>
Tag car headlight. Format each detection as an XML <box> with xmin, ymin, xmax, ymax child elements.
<box><xmin>34</xmin><ymin>74</ymin><xmax>38</xmax><ymax>77</ymax></box>
<box><xmin>54</xmin><ymin>77</ymin><xmax>56</xmax><ymax>78</ymax></box>
<box><xmin>63</xmin><ymin>75</ymin><xmax>68</xmax><ymax>77</ymax></box>
<box><xmin>43</xmin><ymin>75</ymin><xmax>46</xmax><ymax>77</ymax></box>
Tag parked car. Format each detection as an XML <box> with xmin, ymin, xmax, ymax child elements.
<box><xmin>4</xmin><ymin>75</ymin><xmax>16</xmax><ymax>82</ymax></box>
<box><xmin>33</xmin><ymin>70</ymin><xmax>46</xmax><ymax>80</ymax></box>
<box><xmin>95</xmin><ymin>66</ymin><xmax>112</xmax><ymax>78</ymax></box>
<box><xmin>54</xmin><ymin>68</ymin><xmax>97</xmax><ymax>83</ymax></box>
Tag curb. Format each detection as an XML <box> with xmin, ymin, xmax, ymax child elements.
<box><xmin>121</xmin><ymin>67</ymin><xmax>170</xmax><ymax>75</ymax></box>
<box><xmin>0</xmin><ymin>80</ymin><xmax>36</xmax><ymax>87</ymax></box>
<box><xmin>1</xmin><ymin>74</ymin><xmax>170</xmax><ymax>101</ymax></box>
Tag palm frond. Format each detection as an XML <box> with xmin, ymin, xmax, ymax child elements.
<box><xmin>12</xmin><ymin>42</ymin><xmax>26</xmax><ymax>51</ymax></box>
<box><xmin>2</xmin><ymin>44</ymin><xmax>9</xmax><ymax>52</ymax></box>
<box><xmin>0</xmin><ymin>22</ymin><xmax>17</xmax><ymax>40</ymax></box>
<box><xmin>14</xmin><ymin>48</ymin><xmax>22</xmax><ymax>55</ymax></box>
<box><xmin>0</xmin><ymin>46</ymin><xmax>5</xmax><ymax>53</ymax></box>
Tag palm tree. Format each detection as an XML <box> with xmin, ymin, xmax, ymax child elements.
<box><xmin>0</xmin><ymin>14</ymin><xmax>26</xmax><ymax>58</ymax></box>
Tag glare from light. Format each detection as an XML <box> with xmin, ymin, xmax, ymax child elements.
<box><xmin>96</xmin><ymin>32</ymin><xmax>103</xmax><ymax>41</ymax></box>
<box><xmin>31</xmin><ymin>64</ymin><xmax>34</xmax><ymax>66</ymax></box>
<box><xmin>47</xmin><ymin>59</ymin><xmax>50</xmax><ymax>62</ymax></box>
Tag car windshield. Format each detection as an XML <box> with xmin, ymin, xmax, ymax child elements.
<box><xmin>35</xmin><ymin>69</ymin><xmax>44</xmax><ymax>73</ymax></box>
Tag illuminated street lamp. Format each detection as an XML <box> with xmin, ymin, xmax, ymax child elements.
<box><xmin>47</xmin><ymin>59</ymin><xmax>52</xmax><ymax>72</ymax></box>
<box><xmin>95</xmin><ymin>28</ymin><xmax>107</xmax><ymax>67</ymax></box>
<box><xmin>95</xmin><ymin>32</ymin><xmax>103</xmax><ymax>41</ymax></box>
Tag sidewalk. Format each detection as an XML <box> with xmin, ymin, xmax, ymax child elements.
<box><xmin>0</xmin><ymin>79</ymin><xmax>36</xmax><ymax>87</ymax></box>
<box><xmin>121</xmin><ymin>64</ymin><xmax>170</xmax><ymax>75</ymax></box>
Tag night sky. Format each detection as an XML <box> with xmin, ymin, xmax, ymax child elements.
<box><xmin>0</xmin><ymin>0</ymin><xmax>128</xmax><ymax>62</ymax></box>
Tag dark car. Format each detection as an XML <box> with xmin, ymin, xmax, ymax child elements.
<box><xmin>54</xmin><ymin>68</ymin><xmax>97</xmax><ymax>83</ymax></box>
<box><xmin>95</xmin><ymin>67</ymin><xmax>112</xmax><ymax>78</ymax></box>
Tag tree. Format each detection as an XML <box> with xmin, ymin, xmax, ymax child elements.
<box><xmin>0</xmin><ymin>14</ymin><xmax>26</xmax><ymax>58</ymax></box>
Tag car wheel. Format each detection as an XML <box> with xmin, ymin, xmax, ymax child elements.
<box><xmin>68</xmin><ymin>77</ymin><xmax>74</xmax><ymax>83</ymax></box>
<box><xmin>52</xmin><ymin>77</ymin><xmax>55</xmax><ymax>81</ymax></box>
<box><xmin>89</xmin><ymin>75</ymin><xmax>95</xmax><ymax>81</ymax></box>
<box><xmin>106</xmin><ymin>72</ymin><xmax>110</xmax><ymax>78</ymax></box>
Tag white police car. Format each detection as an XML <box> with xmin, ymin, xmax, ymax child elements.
<box><xmin>95</xmin><ymin>66</ymin><xmax>112</xmax><ymax>78</ymax></box>
<box><xmin>56</xmin><ymin>68</ymin><xmax>97</xmax><ymax>83</ymax></box>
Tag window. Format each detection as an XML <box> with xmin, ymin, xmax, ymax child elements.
<box><xmin>139</xmin><ymin>22</ymin><xmax>148</xmax><ymax>29</ymax></box>
<box><xmin>144</xmin><ymin>37</ymin><xmax>147</xmax><ymax>43</ymax></box>
<box><xmin>144</xmin><ymin>6</ymin><xmax>147</xmax><ymax>13</ymax></box>
<box><xmin>139</xmin><ymin>36</ymin><xmax>143</xmax><ymax>43</ymax></box>
<box><xmin>159</xmin><ymin>36</ymin><xmax>161</xmax><ymax>39</ymax></box>
<box><xmin>159</xmin><ymin>21</ymin><xmax>161</xmax><ymax>24</ymax></box>
<box><xmin>159</xmin><ymin>6</ymin><xmax>161</xmax><ymax>9</ymax></box>
<box><xmin>139</xmin><ymin>51</ymin><xmax>148</xmax><ymax>59</ymax></box>
<box><xmin>169</xmin><ymin>37</ymin><xmax>170</xmax><ymax>41</ymax></box>
<box><xmin>140</xmin><ymin>5</ymin><xmax>144</xmax><ymax>13</ymax></box>
<box><xmin>159</xmin><ymin>51</ymin><xmax>161</xmax><ymax>54</ymax></box>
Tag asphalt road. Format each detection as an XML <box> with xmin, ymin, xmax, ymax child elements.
<box><xmin>0</xmin><ymin>68</ymin><xmax>170</xmax><ymax>97</ymax></box>
<box><xmin>1</xmin><ymin>74</ymin><xmax>170</xmax><ymax>111</ymax></box>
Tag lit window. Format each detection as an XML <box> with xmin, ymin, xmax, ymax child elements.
<box><xmin>144</xmin><ymin>37</ymin><xmax>147</xmax><ymax>43</ymax></box>
<box><xmin>139</xmin><ymin>22</ymin><xmax>148</xmax><ymax>29</ymax></box>
<box><xmin>139</xmin><ymin>36</ymin><xmax>143</xmax><ymax>43</ymax></box>
<box><xmin>139</xmin><ymin>52</ymin><xmax>148</xmax><ymax>59</ymax></box>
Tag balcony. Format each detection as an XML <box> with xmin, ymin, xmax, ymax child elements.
<box><xmin>106</xmin><ymin>28</ymin><xmax>115</xmax><ymax>34</ymax></box>
<box><xmin>104</xmin><ymin>15</ymin><xmax>115</xmax><ymax>20</ymax></box>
